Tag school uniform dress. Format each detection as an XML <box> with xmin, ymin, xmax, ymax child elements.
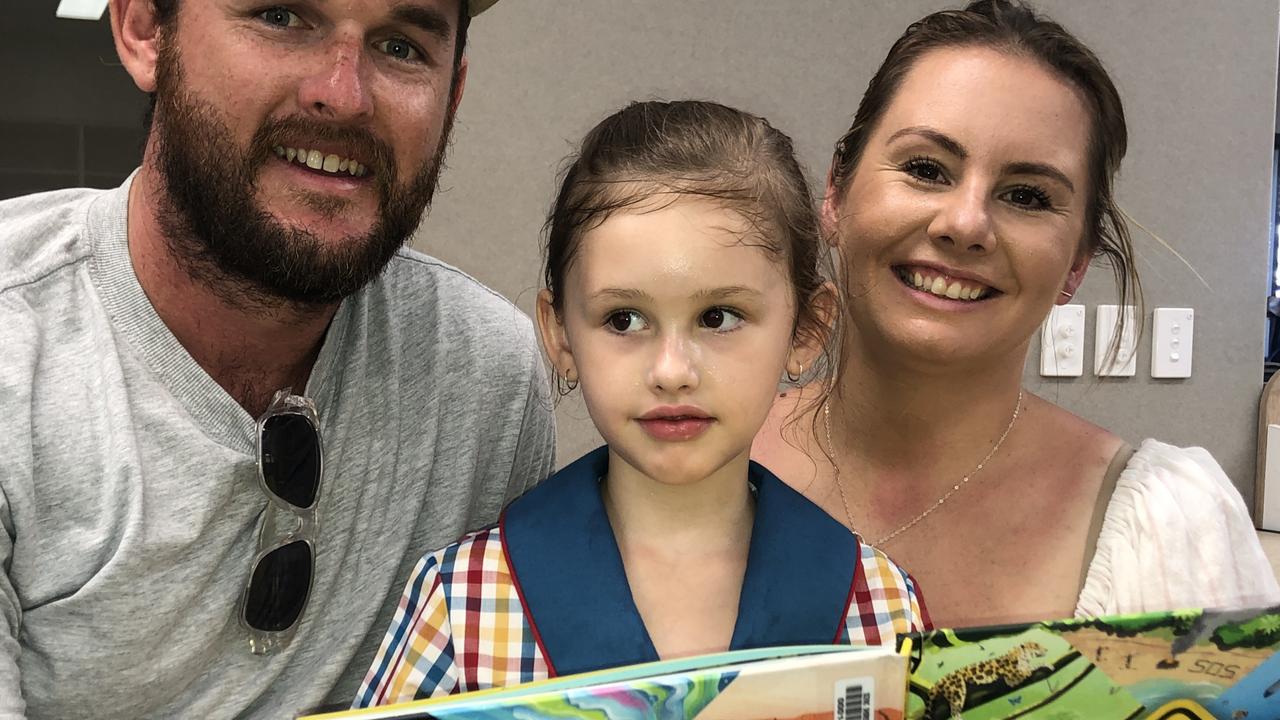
<box><xmin>354</xmin><ymin>447</ymin><xmax>930</xmax><ymax>707</ymax></box>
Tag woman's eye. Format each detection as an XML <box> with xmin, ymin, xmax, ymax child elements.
<box><xmin>259</xmin><ymin>7</ymin><xmax>302</xmax><ymax>28</ymax></box>
<box><xmin>700</xmin><ymin>308</ymin><xmax>744</xmax><ymax>331</ymax></box>
<box><xmin>1004</xmin><ymin>186</ymin><xmax>1052</xmax><ymax>209</ymax></box>
<box><xmin>375</xmin><ymin>38</ymin><xmax>422</xmax><ymax>62</ymax></box>
<box><xmin>903</xmin><ymin>157</ymin><xmax>946</xmax><ymax>184</ymax></box>
<box><xmin>606</xmin><ymin>311</ymin><xmax>647</xmax><ymax>334</ymax></box>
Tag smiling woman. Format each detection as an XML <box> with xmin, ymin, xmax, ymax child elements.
<box><xmin>753</xmin><ymin>0</ymin><xmax>1280</xmax><ymax>628</ymax></box>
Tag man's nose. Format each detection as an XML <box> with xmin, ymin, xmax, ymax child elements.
<box><xmin>296</xmin><ymin>27</ymin><xmax>374</xmax><ymax>123</ymax></box>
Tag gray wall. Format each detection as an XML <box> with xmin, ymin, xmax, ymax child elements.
<box><xmin>425</xmin><ymin>0</ymin><xmax>1280</xmax><ymax>504</ymax></box>
<box><xmin>5</xmin><ymin>2</ymin><xmax>1278</xmax><ymax>505</ymax></box>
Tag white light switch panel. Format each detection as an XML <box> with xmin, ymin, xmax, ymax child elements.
<box><xmin>1040</xmin><ymin>304</ymin><xmax>1085</xmax><ymax>377</ymax></box>
<box><xmin>1151</xmin><ymin>307</ymin><xmax>1193</xmax><ymax>378</ymax></box>
<box><xmin>1094</xmin><ymin>304</ymin><xmax>1137</xmax><ymax>376</ymax></box>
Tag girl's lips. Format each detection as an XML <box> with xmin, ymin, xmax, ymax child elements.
<box><xmin>636</xmin><ymin>417</ymin><xmax>715</xmax><ymax>441</ymax></box>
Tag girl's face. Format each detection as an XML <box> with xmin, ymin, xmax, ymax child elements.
<box><xmin>538</xmin><ymin>195</ymin><xmax>811</xmax><ymax>486</ymax></box>
<box><xmin>828</xmin><ymin>46</ymin><xmax>1093</xmax><ymax>369</ymax></box>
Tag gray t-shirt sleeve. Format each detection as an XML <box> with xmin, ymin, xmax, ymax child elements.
<box><xmin>0</xmin><ymin>495</ymin><xmax>23</xmax><ymax>720</ymax></box>
<box><xmin>505</xmin><ymin>355</ymin><xmax>556</xmax><ymax>501</ymax></box>
<box><xmin>0</xmin><ymin>296</ymin><xmax>30</xmax><ymax>720</ymax></box>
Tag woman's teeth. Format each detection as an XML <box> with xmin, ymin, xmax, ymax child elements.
<box><xmin>273</xmin><ymin>146</ymin><xmax>367</xmax><ymax>177</ymax></box>
<box><xmin>899</xmin><ymin>268</ymin><xmax>989</xmax><ymax>301</ymax></box>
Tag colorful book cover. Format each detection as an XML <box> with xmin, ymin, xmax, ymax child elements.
<box><xmin>902</xmin><ymin>605</ymin><xmax>1280</xmax><ymax>720</ymax></box>
<box><xmin>303</xmin><ymin>644</ymin><xmax>908</xmax><ymax>720</ymax></box>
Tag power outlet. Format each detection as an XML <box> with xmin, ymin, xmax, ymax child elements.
<box><xmin>1040</xmin><ymin>304</ymin><xmax>1085</xmax><ymax>377</ymax></box>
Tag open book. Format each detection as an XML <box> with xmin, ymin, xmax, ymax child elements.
<box><xmin>305</xmin><ymin>605</ymin><xmax>1280</xmax><ymax>720</ymax></box>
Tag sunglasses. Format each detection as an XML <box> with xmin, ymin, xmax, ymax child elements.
<box><xmin>241</xmin><ymin>389</ymin><xmax>323</xmax><ymax>655</ymax></box>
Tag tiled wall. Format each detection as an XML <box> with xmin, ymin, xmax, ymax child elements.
<box><xmin>0</xmin><ymin>121</ymin><xmax>144</xmax><ymax>200</ymax></box>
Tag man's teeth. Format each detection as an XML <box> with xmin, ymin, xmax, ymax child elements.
<box><xmin>273</xmin><ymin>146</ymin><xmax>367</xmax><ymax>177</ymax></box>
<box><xmin>904</xmin><ymin>269</ymin><xmax>989</xmax><ymax>301</ymax></box>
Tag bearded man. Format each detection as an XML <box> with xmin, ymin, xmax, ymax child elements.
<box><xmin>0</xmin><ymin>1</ymin><xmax>554</xmax><ymax>718</ymax></box>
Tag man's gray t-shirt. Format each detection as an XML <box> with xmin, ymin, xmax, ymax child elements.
<box><xmin>0</xmin><ymin>180</ymin><xmax>556</xmax><ymax>719</ymax></box>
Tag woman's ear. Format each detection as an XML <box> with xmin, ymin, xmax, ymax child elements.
<box><xmin>787</xmin><ymin>281</ymin><xmax>840</xmax><ymax>378</ymax></box>
<box><xmin>1057</xmin><ymin>253</ymin><xmax>1092</xmax><ymax>305</ymax></box>
<box><xmin>821</xmin><ymin>167</ymin><xmax>842</xmax><ymax>248</ymax></box>
<box><xmin>535</xmin><ymin>289</ymin><xmax>576</xmax><ymax>382</ymax></box>
<box><xmin>110</xmin><ymin>0</ymin><xmax>164</xmax><ymax>93</ymax></box>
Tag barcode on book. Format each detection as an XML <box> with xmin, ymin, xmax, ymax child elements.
<box><xmin>834</xmin><ymin>677</ymin><xmax>873</xmax><ymax>720</ymax></box>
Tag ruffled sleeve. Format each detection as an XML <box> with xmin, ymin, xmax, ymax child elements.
<box><xmin>1076</xmin><ymin>439</ymin><xmax>1280</xmax><ymax>617</ymax></box>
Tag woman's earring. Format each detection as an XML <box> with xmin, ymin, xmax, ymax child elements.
<box><xmin>1059</xmin><ymin>289</ymin><xmax>1074</xmax><ymax>299</ymax></box>
<box><xmin>563</xmin><ymin>368</ymin><xmax>579</xmax><ymax>391</ymax></box>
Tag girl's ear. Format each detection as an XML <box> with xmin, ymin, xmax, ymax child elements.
<box><xmin>535</xmin><ymin>289</ymin><xmax>576</xmax><ymax>381</ymax></box>
<box><xmin>1057</xmin><ymin>252</ymin><xmax>1092</xmax><ymax>305</ymax></box>
<box><xmin>110</xmin><ymin>0</ymin><xmax>164</xmax><ymax>94</ymax></box>
<box><xmin>787</xmin><ymin>281</ymin><xmax>840</xmax><ymax>379</ymax></box>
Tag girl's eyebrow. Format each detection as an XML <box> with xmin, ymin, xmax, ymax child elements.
<box><xmin>587</xmin><ymin>286</ymin><xmax>764</xmax><ymax>302</ymax></box>
<box><xmin>590</xmin><ymin>288</ymin><xmax>653</xmax><ymax>302</ymax></box>
<box><xmin>693</xmin><ymin>286</ymin><xmax>764</xmax><ymax>302</ymax></box>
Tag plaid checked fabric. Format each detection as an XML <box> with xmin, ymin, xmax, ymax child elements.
<box><xmin>354</xmin><ymin>526</ymin><xmax>546</xmax><ymax>708</ymax></box>
<box><xmin>355</xmin><ymin>525</ymin><xmax>929</xmax><ymax>707</ymax></box>
<box><xmin>841</xmin><ymin>542</ymin><xmax>932</xmax><ymax>646</ymax></box>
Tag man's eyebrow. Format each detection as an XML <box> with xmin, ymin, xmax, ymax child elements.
<box><xmin>886</xmin><ymin>126</ymin><xmax>967</xmax><ymax>159</ymax></box>
<box><xmin>390</xmin><ymin>3</ymin><xmax>454</xmax><ymax>43</ymax></box>
<box><xmin>1004</xmin><ymin>161</ymin><xmax>1076</xmax><ymax>193</ymax></box>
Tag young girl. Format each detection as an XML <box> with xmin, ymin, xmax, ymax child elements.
<box><xmin>354</xmin><ymin>100</ymin><xmax>928</xmax><ymax>707</ymax></box>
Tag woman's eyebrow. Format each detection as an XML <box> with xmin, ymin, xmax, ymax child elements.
<box><xmin>1004</xmin><ymin>161</ymin><xmax>1075</xmax><ymax>192</ymax></box>
<box><xmin>886</xmin><ymin>126</ymin><xmax>967</xmax><ymax>159</ymax></box>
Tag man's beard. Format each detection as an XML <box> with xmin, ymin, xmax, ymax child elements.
<box><xmin>150</xmin><ymin>46</ymin><xmax>454</xmax><ymax>307</ymax></box>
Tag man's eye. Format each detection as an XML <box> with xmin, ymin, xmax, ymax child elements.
<box><xmin>700</xmin><ymin>308</ymin><xmax>744</xmax><ymax>331</ymax></box>
<box><xmin>376</xmin><ymin>38</ymin><xmax>422</xmax><ymax>62</ymax></box>
<box><xmin>606</xmin><ymin>311</ymin><xmax>647</xmax><ymax>334</ymax></box>
<box><xmin>259</xmin><ymin>7</ymin><xmax>302</xmax><ymax>28</ymax></box>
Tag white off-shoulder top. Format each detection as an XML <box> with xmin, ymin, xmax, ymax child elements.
<box><xmin>1076</xmin><ymin>439</ymin><xmax>1280</xmax><ymax>616</ymax></box>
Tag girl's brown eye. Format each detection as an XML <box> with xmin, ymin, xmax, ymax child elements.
<box><xmin>606</xmin><ymin>311</ymin><xmax>646</xmax><ymax>333</ymax></box>
<box><xmin>700</xmin><ymin>308</ymin><xmax>743</xmax><ymax>331</ymax></box>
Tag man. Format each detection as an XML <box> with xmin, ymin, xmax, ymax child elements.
<box><xmin>0</xmin><ymin>0</ymin><xmax>554</xmax><ymax>717</ymax></box>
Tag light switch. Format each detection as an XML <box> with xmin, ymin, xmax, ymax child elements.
<box><xmin>1094</xmin><ymin>304</ymin><xmax>1137</xmax><ymax>377</ymax></box>
<box><xmin>1040</xmin><ymin>304</ymin><xmax>1085</xmax><ymax>377</ymax></box>
<box><xmin>1151</xmin><ymin>307</ymin><xmax>1193</xmax><ymax>378</ymax></box>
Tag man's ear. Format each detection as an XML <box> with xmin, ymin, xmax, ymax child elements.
<box><xmin>1057</xmin><ymin>252</ymin><xmax>1092</xmax><ymax>305</ymax></box>
<box><xmin>535</xmin><ymin>289</ymin><xmax>575</xmax><ymax>382</ymax></box>
<box><xmin>787</xmin><ymin>281</ymin><xmax>840</xmax><ymax>379</ymax></box>
<box><xmin>109</xmin><ymin>0</ymin><xmax>165</xmax><ymax>93</ymax></box>
<box><xmin>449</xmin><ymin>55</ymin><xmax>468</xmax><ymax>117</ymax></box>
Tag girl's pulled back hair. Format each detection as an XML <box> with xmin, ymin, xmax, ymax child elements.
<box><xmin>543</xmin><ymin>99</ymin><xmax>836</xmax><ymax>402</ymax></box>
<box><xmin>830</xmin><ymin>0</ymin><xmax>1140</xmax><ymax>357</ymax></box>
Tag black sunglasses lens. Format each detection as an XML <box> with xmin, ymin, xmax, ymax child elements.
<box><xmin>244</xmin><ymin>540</ymin><xmax>313</xmax><ymax>632</ymax></box>
<box><xmin>261</xmin><ymin>414</ymin><xmax>320</xmax><ymax>508</ymax></box>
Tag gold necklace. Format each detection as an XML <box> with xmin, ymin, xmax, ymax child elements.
<box><xmin>822</xmin><ymin>389</ymin><xmax>1023</xmax><ymax>546</ymax></box>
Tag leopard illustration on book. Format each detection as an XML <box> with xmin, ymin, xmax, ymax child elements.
<box><xmin>927</xmin><ymin>642</ymin><xmax>1049</xmax><ymax>719</ymax></box>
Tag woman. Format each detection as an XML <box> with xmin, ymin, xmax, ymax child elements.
<box><xmin>754</xmin><ymin>0</ymin><xmax>1279</xmax><ymax>627</ymax></box>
